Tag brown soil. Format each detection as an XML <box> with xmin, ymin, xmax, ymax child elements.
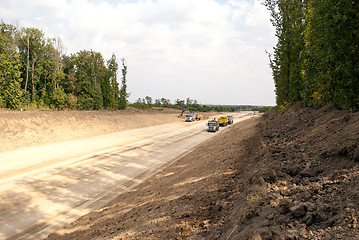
<box><xmin>0</xmin><ymin>108</ymin><xmax>214</xmax><ymax>153</ymax></box>
<box><xmin>46</xmin><ymin>103</ymin><xmax>359</xmax><ymax>240</ymax></box>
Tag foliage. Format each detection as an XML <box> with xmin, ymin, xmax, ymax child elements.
<box><xmin>118</xmin><ymin>58</ymin><xmax>129</xmax><ymax>110</ymax></box>
<box><xmin>0</xmin><ymin>20</ymin><xmax>126</xmax><ymax>111</ymax></box>
<box><xmin>0</xmin><ymin>21</ymin><xmax>23</xmax><ymax>109</ymax></box>
<box><xmin>130</xmin><ymin>96</ymin><xmax>269</xmax><ymax>112</ymax></box>
<box><xmin>265</xmin><ymin>0</ymin><xmax>359</xmax><ymax>111</ymax></box>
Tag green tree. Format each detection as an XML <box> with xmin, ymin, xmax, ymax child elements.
<box><xmin>304</xmin><ymin>0</ymin><xmax>359</xmax><ymax>110</ymax></box>
<box><xmin>0</xmin><ymin>22</ymin><xmax>22</xmax><ymax>109</ymax></box>
<box><xmin>70</xmin><ymin>50</ymin><xmax>106</xmax><ymax>109</ymax></box>
<box><xmin>18</xmin><ymin>27</ymin><xmax>48</xmax><ymax>103</ymax></box>
<box><xmin>145</xmin><ymin>96</ymin><xmax>152</xmax><ymax>105</ymax></box>
<box><xmin>118</xmin><ymin>58</ymin><xmax>128</xmax><ymax>110</ymax></box>
<box><xmin>106</xmin><ymin>54</ymin><xmax>120</xmax><ymax>109</ymax></box>
<box><xmin>264</xmin><ymin>0</ymin><xmax>306</xmax><ymax>107</ymax></box>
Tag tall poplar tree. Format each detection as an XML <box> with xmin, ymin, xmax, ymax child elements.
<box><xmin>106</xmin><ymin>54</ymin><xmax>120</xmax><ymax>109</ymax></box>
<box><xmin>264</xmin><ymin>0</ymin><xmax>306</xmax><ymax>106</ymax></box>
<box><xmin>118</xmin><ymin>58</ymin><xmax>128</xmax><ymax>110</ymax></box>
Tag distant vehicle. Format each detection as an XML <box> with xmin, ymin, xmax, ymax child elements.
<box><xmin>207</xmin><ymin>119</ymin><xmax>219</xmax><ymax>132</ymax></box>
<box><xmin>218</xmin><ymin>116</ymin><xmax>228</xmax><ymax>126</ymax></box>
<box><xmin>180</xmin><ymin>109</ymin><xmax>194</xmax><ymax>116</ymax></box>
<box><xmin>185</xmin><ymin>114</ymin><xmax>195</xmax><ymax>122</ymax></box>
<box><xmin>195</xmin><ymin>114</ymin><xmax>203</xmax><ymax>120</ymax></box>
<box><xmin>227</xmin><ymin>116</ymin><xmax>234</xmax><ymax>125</ymax></box>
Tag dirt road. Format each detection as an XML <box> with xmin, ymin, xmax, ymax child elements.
<box><xmin>0</xmin><ymin>112</ymin><xmax>254</xmax><ymax>239</ymax></box>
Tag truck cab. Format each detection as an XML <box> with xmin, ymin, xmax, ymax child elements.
<box><xmin>218</xmin><ymin>116</ymin><xmax>228</xmax><ymax>126</ymax></box>
<box><xmin>227</xmin><ymin>116</ymin><xmax>234</xmax><ymax>125</ymax></box>
<box><xmin>207</xmin><ymin>120</ymin><xmax>219</xmax><ymax>132</ymax></box>
<box><xmin>185</xmin><ymin>114</ymin><xmax>195</xmax><ymax>122</ymax></box>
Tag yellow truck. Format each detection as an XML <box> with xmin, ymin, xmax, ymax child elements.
<box><xmin>218</xmin><ymin>116</ymin><xmax>228</xmax><ymax>126</ymax></box>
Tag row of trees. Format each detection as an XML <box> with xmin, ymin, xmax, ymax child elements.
<box><xmin>131</xmin><ymin>96</ymin><xmax>268</xmax><ymax>112</ymax></box>
<box><xmin>265</xmin><ymin>0</ymin><xmax>358</xmax><ymax>111</ymax></box>
<box><xmin>131</xmin><ymin>97</ymin><xmax>204</xmax><ymax>110</ymax></box>
<box><xmin>0</xmin><ymin>21</ymin><xmax>128</xmax><ymax>110</ymax></box>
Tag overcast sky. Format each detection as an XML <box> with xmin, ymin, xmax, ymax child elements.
<box><xmin>0</xmin><ymin>0</ymin><xmax>276</xmax><ymax>106</ymax></box>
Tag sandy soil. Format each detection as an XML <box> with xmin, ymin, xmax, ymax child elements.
<box><xmin>0</xmin><ymin>108</ymin><xmax>213</xmax><ymax>153</ymax></box>
<box><xmin>0</xmin><ymin>107</ymin><xmax>245</xmax><ymax>239</ymax></box>
<box><xmin>46</xmin><ymin>103</ymin><xmax>358</xmax><ymax>240</ymax></box>
<box><xmin>45</xmin><ymin>114</ymin><xmax>260</xmax><ymax>240</ymax></box>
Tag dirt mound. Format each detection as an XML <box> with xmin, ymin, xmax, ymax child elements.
<box><xmin>213</xmin><ymin>104</ymin><xmax>359</xmax><ymax>239</ymax></box>
<box><xmin>46</xmin><ymin>104</ymin><xmax>359</xmax><ymax>239</ymax></box>
<box><xmin>0</xmin><ymin>108</ymin><xmax>181</xmax><ymax>153</ymax></box>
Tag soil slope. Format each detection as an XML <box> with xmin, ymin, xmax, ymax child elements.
<box><xmin>0</xmin><ymin>108</ymin><xmax>209</xmax><ymax>153</ymax></box>
<box><xmin>46</xmin><ymin>103</ymin><xmax>359</xmax><ymax>240</ymax></box>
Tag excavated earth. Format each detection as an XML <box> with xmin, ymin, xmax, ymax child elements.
<box><xmin>47</xmin><ymin>103</ymin><xmax>359</xmax><ymax>240</ymax></box>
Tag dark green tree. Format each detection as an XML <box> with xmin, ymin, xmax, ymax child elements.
<box><xmin>0</xmin><ymin>22</ymin><xmax>22</xmax><ymax>109</ymax></box>
<box><xmin>106</xmin><ymin>54</ymin><xmax>120</xmax><ymax>109</ymax></box>
<box><xmin>264</xmin><ymin>0</ymin><xmax>306</xmax><ymax>107</ymax></box>
<box><xmin>145</xmin><ymin>96</ymin><xmax>152</xmax><ymax>105</ymax></box>
<box><xmin>304</xmin><ymin>0</ymin><xmax>359</xmax><ymax>110</ymax></box>
<box><xmin>118</xmin><ymin>58</ymin><xmax>128</xmax><ymax>110</ymax></box>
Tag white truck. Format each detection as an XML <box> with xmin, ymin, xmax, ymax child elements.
<box><xmin>185</xmin><ymin>114</ymin><xmax>195</xmax><ymax>122</ymax></box>
<box><xmin>207</xmin><ymin>119</ymin><xmax>219</xmax><ymax>132</ymax></box>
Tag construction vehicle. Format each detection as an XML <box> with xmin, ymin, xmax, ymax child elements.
<box><xmin>195</xmin><ymin>114</ymin><xmax>203</xmax><ymax>120</ymax></box>
<box><xmin>180</xmin><ymin>109</ymin><xmax>194</xmax><ymax>116</ymax></box>
<box><xmin>227</xmin><ymin>116</ymin><xmax>234</xmax><ymax>125</ymax></box>
<box><xmin>185</xmin><ymin>114</ymin><xmax>195</xmax><ymax>122</ymax></box>
<box><xmin>207</xmin><ymin>119</ymin><xmax>219</xmax><ymax>132</ymax></box>
<box><xmin>218</xmin><ymin>116</ymin><xmax>228</xmax><ymax>126</ymax></box>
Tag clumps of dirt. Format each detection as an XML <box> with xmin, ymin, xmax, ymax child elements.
<box><xmin>212</xmin><ymin>103</ymin><xmax>359</xmax><ymax>240</ymax></box>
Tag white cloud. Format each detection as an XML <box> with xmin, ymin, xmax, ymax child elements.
<box><xmin>0</xmin><ymin>0</ymin><xmax>276</xmax><ymax>105</ymax></box>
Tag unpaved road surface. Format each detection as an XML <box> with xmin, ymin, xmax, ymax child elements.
<box><xmin>0</xmin><ymin>112</ymin><xmax>254</xmax><ymax>239</ymax></box>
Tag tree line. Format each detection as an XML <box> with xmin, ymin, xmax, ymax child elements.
<box><xmin>264</xmin><ymin>0</ymin><xmax>358</xmax><ymax>111</ymax></box>
<box><xmin>130</xmin><ymin>96</ymin><xmax>269</xmax><ymax>112</ymax></box>
<box><xmin>0</xmin><ymin>21</ymin><xmax>128</xmax><ymax>110</ymax></box>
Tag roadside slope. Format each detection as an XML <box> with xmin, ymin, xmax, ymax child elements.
<box><xmin>208</xmin><ymin>103</ymin><xmax>359</xmax><ymax>239</ymax></box>
<box><xmin>0</xmin><ymin>108</ymin><xmax>181</xmax><ymax>153</ymax></box>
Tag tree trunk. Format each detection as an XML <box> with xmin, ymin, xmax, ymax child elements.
<box><xmin>31</xmin><ymin>60</ymin><xmax>35</xmax><ymax>102</ymax></box>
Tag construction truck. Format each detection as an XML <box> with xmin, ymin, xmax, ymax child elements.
<box><xmin>227</xmin><ymin>116</ymin><xmax>234</xmax><ymax>125</ymax></box>
<box><xmin>218</xmin><ymin>116</ymin><xmax>228</xmax><ymax>126</ymax></box>
<box><xmin>207</xmin><ymin>119</ymin><xmax>219</xmax><ymax>132</ymax></box>
<box><xmin>195</xmin><ymin>114</ymin><xmax>203</xmax><ymax>120</ymax></box>
<box><xmin>180</xmin><ymin>109</ymin><xmax>194</xmax><ymax>116</ymax></box>
<box><xmin>185</xmin><ymin>114</ymin><xmax>195</xmax><ymax>122</ymax></box>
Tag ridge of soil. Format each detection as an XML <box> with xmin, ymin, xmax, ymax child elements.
<box><xmin>0</xmin><ymin>108</ymin><xmax>214</xmax><ymax>153</ymax></box>
<box><xmin>46</xmin><ymin>103</ymin><xmax>359</xmax><ymax>240</ymax></box>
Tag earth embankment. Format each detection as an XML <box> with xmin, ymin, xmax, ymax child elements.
<box><xmin>0</xmin><ymin>108</ymin><xmax>196</xmax><ymax>153</ymax></box>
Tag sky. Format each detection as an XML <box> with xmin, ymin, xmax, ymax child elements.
<box><xmin>0</xmin><ymin>0</ymin><xmax>277</xmax><ymax>106</ymax></box>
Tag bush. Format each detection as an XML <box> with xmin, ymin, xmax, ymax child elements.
<box><xmin>66</xmin><ymin>94</ymin><xmax>78</xmax><ymax>109</ymax></box>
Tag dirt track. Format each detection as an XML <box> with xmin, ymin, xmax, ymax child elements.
<box><xmin>0</xmin><ymin>110</ymin><xmax>254</xmax><ymax>239</ymax></box>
